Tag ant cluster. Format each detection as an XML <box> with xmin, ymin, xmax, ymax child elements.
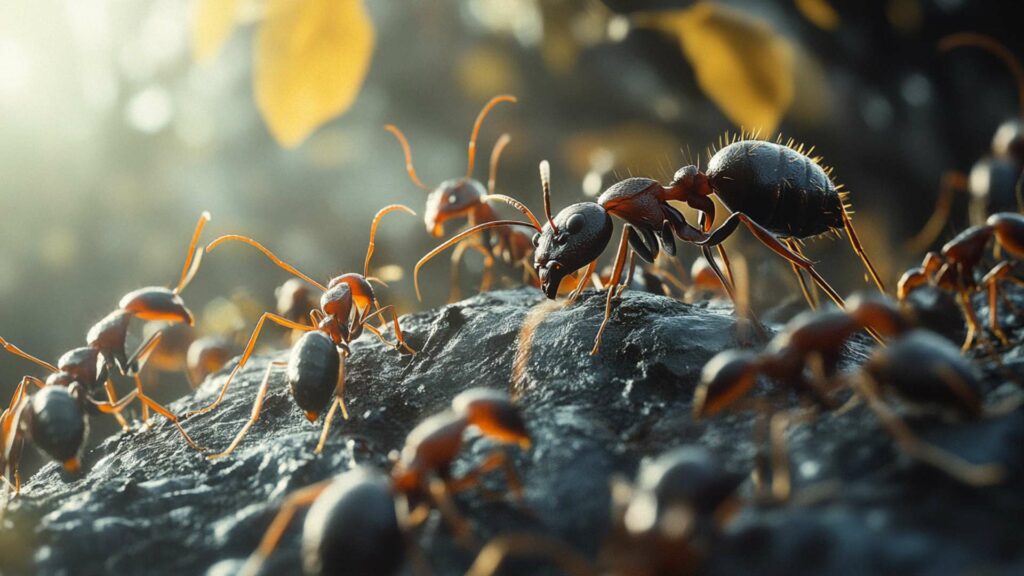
<box><xmin>3</xmin><ymin>34</ymin><xmax>1024</xmax><ymax>576</ymax></box>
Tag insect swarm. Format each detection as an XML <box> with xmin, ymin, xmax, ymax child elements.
<box><xmin>386</xmin><ymin>95</ymin><xmax>539</xmax><ymax>301</ymax></box>
<box><xmin>236</xmin><ymin>388</ymin><xmax>532</xmax><ymax>576</ymax></box>
<box><xmin>188</xmin><ymin>205</ymin><xmax>418</xmax><ymax>458</ymax></box>
<box><xmin>419</xmin><ymin>133</ymin><xmax>885</xmax><ymax>354</ymax></box>
<box><xmin>906</xmin><ymin>33</ymin><xmax>1024</xmax><ymax>253</ymax></box>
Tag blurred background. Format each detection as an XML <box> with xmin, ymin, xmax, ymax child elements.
<box><xmin>0</xmin><ymin>0</ymin><xmax>1020</xmax><ymax>470</ymax></box>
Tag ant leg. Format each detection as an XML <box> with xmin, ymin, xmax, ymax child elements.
<box><xmin>238</xmin><ymin>479</ymin><xmax>332</xmax><ymax>576</ymax></box>
<box><xmin>448</xmin><ymin>450</ymin><xmax>524</xmax><ymax>500</ymax></box>
<box><xmin>592</xmin><ymin>227</ymin><xmax>631</xmax><ymax>355</ymax></box>
<box><xmin>957</xmin><ymin>291</ymin><xmax>984</xmax><ymax>351</ymax></box>
<box><xmin>616</xmin><ymin>252</ymin><xmax>638</xmax><ymax>298</ymax></box>
<box><xmin>841</xmin><ymin>206</ymin><xmax>887</xmax><ymax>294</ymax></box>
<box><xmin>851</xmin><ymin>375</ymin><xmax>1004</xmax><ymax>486</ymax></box>
<box><xmin>785</xmin><ymin>239</ymin><xmax>819</xmax><ymax>309</ymax></box>
<box><xmin>981</xmin><ymin>263</ymin><xmax>1017</xmax><ymax>345</ymax></box>
<box><xmin>133</xmin><ymin>374</ymin><xmax>204</xmax><ymax>452</ymax></box>
<box><xmin>186</xmin><ymin>312</ymin><xmax>314</xmax><ymax>418</ymax></box>
<box><xmin>428</xmin><ymin>477</ymin><xmax>476</xmax><ymax>548</ymax></box>
<box><xmin>470</xmin><ymin>244</ymin><xmax>495</xmax><ymax>294</ymax></box>
<box><xmin>208</xmin><ymin>361</ymin><xmax>287</xmax><ymax>460</ymax></box>
<box><xmin>466</xmin><ymin>533</ymin><xmax>598</xmax><ymax>576</ymax></box>
<box><xmin>102</xmin><ymin>379</ymin><xmax>131</xmax><ymax>431</ymax></box>
<box><xmin>362</xmin><ymin>305</ymin><xmax>416</xmax><ymax>354</ymax></box>
<box><xmin>904</xmin><ymin>171</ymin><xmax>968</xmax><ymax>254</ymax></box>
<box><xmin>769</xmin><ymin>412</ymin><xmax>792</xmax><ymax>502</ymax></box>
<box><xmin>315</xmin><ymin>357</ymin><xmax>348</xmax><ymax>455</ymax></box>
<box><xmin>0</xmin><ymin>337</ymin><xmax>58</xmax><ymax>373</ymax></box>
<box><xmin>449</xmin><ymin>241</ymin><xmax>470</xmax><ymax>302</ymax></box>
<box><xmin>89</xmin><ymin>389</ymin><xmax>140</xmax><ymax>414</ymax></box>
<box><xmin>567</xmin><ymin>260</ymin><xmax>598</xmax><ymax>304</ymax></box>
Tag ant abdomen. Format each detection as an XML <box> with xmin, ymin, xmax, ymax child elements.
<box><xmin>287</xmin><ymin>331</ymin><xmax>341</xmax><ymax>421</ymax></box>
<box><xmin>968</xmin><ymin>156</ymin><xmax>1021</xmax><ymax>222</ymax></box>
<box><xmin>708</xmin><ymin>140</ymin><xmax>844</xmax><ymax>238</ymax></box>
<box><xmin>26</xmin><ymin>387</ymin><xmax>87</xmax><ymax>466</ymax></box>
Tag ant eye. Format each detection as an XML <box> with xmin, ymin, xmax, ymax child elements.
<box><xmin>531</xmin><ymin>233</ymin><xmax>540</xmax><ymax>247</ymax></box>
<box><xmin>566</xmin><ymin>213</ymin><xmax>585</xmax><ymax>234</ymax></box>
<box><xmin>448</xmin><ymin>194</ymin><xmax>459</xmax><ymax>205</ymax></box>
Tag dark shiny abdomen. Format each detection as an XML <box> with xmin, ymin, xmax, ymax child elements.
<box><xmin>707</xmin><ymin>140</ymin><xmax>844</xmax><ymax>238</ymax></box>
<box><xmin>287</xmin><ymin>331</ymin><xmax>339</xmax><ymax>413</ymax></box>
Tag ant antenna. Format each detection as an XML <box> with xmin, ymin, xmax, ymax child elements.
<box><xmin>206</xmin><ymin>235</ymin><xmax>328</xmax><ymax>292</ymax></box>
<box><xmin>467</xmin><ymin>95</ymin><xmax>517</xmax><ymax>178</ymax></box>
<box><xmin>488</xmin><ymin>133</ymin><xmax>511</xmax><ymax>195</ymax></box>
<box><xmin>539</xmin><ymin>161</ymin><xmax>558</xmax><ymax>233</ymax></box>
<box><xmin>0</xmin><ymin>337</ymin><xmax>58</xmax><ymax>373</ymax></box>
<box><xmin>480</xmin><ymin>195</ymin><xmax>543</xmax><ymax>231</ymax></box>
<box><xmin>364</xmin><ymin>204</ymin><xmax>417</xmax><ymax>278</ymax></box>
<box><xmin>175</xmin><ymin>211</ymin><xmax>211</xmax><ymax>294</ymax></box>
<box><xmin>940</xmin><ymin>33</ymin><xmax>1024</xmax><ymax>116</ymax></box>
<box><xmin>384</xmin><ymin>125</ymin><xmax>430</xmax><ymax>191</ymax></box>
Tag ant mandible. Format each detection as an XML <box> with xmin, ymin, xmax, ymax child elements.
<box><xmin>907</xmin><ymin>33</ymin><xmax>1024</xmax><ymax>252</ymax></box>
<box><xmin>898</xmin><ymin>212</ymin><xmax>1024</xmax><ymax>349</ymax></box>
<box><xmin>418</xmin><ymin>134</ymin><xmax>885</xmax><ymax>354</ymax></box>
<box><xmin>236</xmin><ymin>388</ymin><xmax>532</xmax><ymax>576</ymax></box>
<box><xmin>188</xmin><ymin>205</ymin><xmax>417</xmax><ymax>458</ymax></box>
<box><xmin>386</xmin><ymin>95</ymin><xmax>538</xmax><ymax>300</ymax></box>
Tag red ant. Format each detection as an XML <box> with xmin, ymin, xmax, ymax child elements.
<box><xmin>695</xmin><ymin>295</ymin><xmax>1004</xmax><ymax>495</ymax></box>
<box><xmin>1</xmin><ymin>213</ymin><xmax>210</xmax><ymax>465</ymax></box>
<box><xmin>236</xmin><ymin>388</ymin><xmax>531</xmax><ymax>576</ymax></box>
<box><xmin>465</xmin><ymin>446</ymin><xmax>742</xmax><ymax>576</ymax></box>
<box><xmin>418</xmin><ymin>135</ymin><xmax>885</xmax><ymax>353</ymax></box>
<box><xmin>898</xmin><ymin>212</ymin><xmax>1024</xmax><ymax>349</ymax></box>
<box><xmin>188</xmin><ymin>205</ymin><xmax>418</xmax><ymax>458</ymax></box>
<box><xmin>907</xmin><ymin>33</ymin><xmax>1024</xmax><ymax>253</ymax></box>
<box><xmin>385</xmin><ymin>95</ymin><xmax>539</xmax><ymax>301</ymax></box>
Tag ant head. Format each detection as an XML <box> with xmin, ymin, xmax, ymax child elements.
<box><xmin>120</xmin><ymin>287</ymin><xmax>194</xmax><ymax>326</ymax></box>
<box><xmin>845</xmin><ymin>292</ymin><xmax>909</xmax><ymax>338</ymax></box>
<box><xmin>424</xmin><ymin>178</ymin><xmax>487</xmax><ymax>237</ymax></box>
<box><xmin>693</xmin><ymin>350</ymin><xmax>760</xmax><ymax>418</ymax></box>
<box><xmin>533</xmin><ymin>203</ymin><xmax>613</xmax><ymax>299</ymax></box>
<box><xmin>320</xmin><ymin>282</ymin><xmax>354</xmax><ymax>323</ymax></box>
<box><xmin>452</xmin><ymin>388</ymin><xmax>531</xmax><ymax>449</ymax></box>
<box><xmin>26</xmin><ymin>386</ymin><xmax>87</xmax><ymax>471</ymax></box>
<box><xmin>327</xmin><ymin>274</ymin><xmax>375</xmax><ymax>313</ymax></box>
<box><xmin>624</xmin><ymin>447</ymin><xmax>739</xmax><ymax>538</ymax></box>
<box><xmin>668</xmin><ymin>165</ymin><xmax>712</xmax><ymax>197</ymax></box>
<box><xmin>992</xmin><ymin>118</ymin><xmax>1024</xmax><ymax>161</ymax></box>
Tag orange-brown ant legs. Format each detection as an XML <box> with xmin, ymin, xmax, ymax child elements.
<box><xmin>239</xmin><ymin>479</ymin><xmax>332</xmax><ymax>576</ymax></box>
<box><xmin>785</xmin><ymin>239</ymin><xmax>819</xmax><ymax>309</ymax></box>
<box><xmin>0</xmin><ymin>337</ymin><xmax>59</xmax><ymax>373</ymax></box>
<box><xmin>447</xmin><ymin>449</ymin><xmax>524</xmax><ymax>502</ymax></box>
<box><xmin>132</xmin><ymin>374</ymin><xmax>203</xmax><ymax>453</ymax></box>
<box><xmin>186</xmin><ymin>312</ymin><xmax>314</xmax><ymax>419</ymax></box>
<box><xmin>208</xmin><ymin>361</ymin><xmax>287</xmax><ymax>460</ymax></box>
<box><xmin>904</xmin><ymin>171</ymin><xmax>969</xmax><ymax>253</ymax></box>
<box><xmin>467</xmin><ymin>533</ymin><xmax>598</xmax><ymax>576</ymax></box>
<box><xmin>567</xmin><ymin>259</ymin><xmax>598</xmax><ymax>304</ymax></box>
<box><xmin>981</xmin><ymin>262</ymin><xmax>1024</xmax><ymax>345</ymax></box>
<box><xmin>362</xmin><ymin>305</ymin><xmax>416</xmax><ymax>355</ymax></box>
<box><xmin>851</xmin><ymin>374</ymin><xmax>1004</xmax><ymax>486</ymax></box>
<box><xmin>315</xmin><ymin>354</ymin><xmax>348</xmax><ymax>455</ymax></box>
<box><xmin>592</xmin><ymin>227</ymin><xmax>632</xmax><ymax>355</ymax></box>
<box><xmin>841</xmin><ymin>207</ymin><xmax>887</xmax><ymax>294</ymax></box>
<box><xmin>102</xmin><ymin>379</ymin><xmax>131</xmax><ymax>431</ymax></box>
<box><xmin>448</xmin><ymin>241</ymin><xmax>495</xmax><ymax>302</ymax></box>
<box><xmin>427</xmin><ymin>477</ymin><xmax>476</xmax><ymax>547</ymax></box>
<box><xmin>957</xmin><ymin>290</ymin><xmax>985</xmax><ymax>351</ymax></box>
<box><xmin>89</xmin><ymin>388</ymin><xmax>140</xmax><ymax>414</ymax></box>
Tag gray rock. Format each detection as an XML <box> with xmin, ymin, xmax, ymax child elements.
<box><xmin>2</xmin><ymin>288</ymin><xmax>1023</xmax><ymax>575</ymax></box>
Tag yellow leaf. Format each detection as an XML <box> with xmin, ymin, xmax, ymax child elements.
<box><xmin>793</xmin><ymin>0</ymin><xmax>840</xmax><ymax>31</ymax></box>
<box><xmin>255</xmin><ymin>0</ymin><xmax>375</xmax><ymax>148</ymax></box>
<box><xmin>634</xmin><ymin>2</ymin><xmax>795</xmax><ymax>135</ymax></box>
<box><xmin>192</xmin><ymin>0</ymin><xmax>239</xmax><ymax>63</ymax></box>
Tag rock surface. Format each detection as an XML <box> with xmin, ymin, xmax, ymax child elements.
<box><xmin>2</xmin><ymin>288</ymin><xmax>1024</xmax><ymax>576</ymax></box>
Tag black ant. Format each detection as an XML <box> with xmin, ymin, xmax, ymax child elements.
<box><xmin>465</xmin><ymin>446</ymin><xmax>742</xmax><ymax>576</ymax></box>
<box><xmin>236</xmin><ymin>388</ymin><xmax>531</xmax><ymax>576</ymax></box>
<box><xmin>386</xmin><ymin>95</ymin><xmax>538</xmax><ymax>301</ymax></box>
<box><xmin>695</xmin><ymin>296</ymin><xmax>1004</xmax><ymax>494</ymax></box>
<box><xmin>188</xmin><ymin>205</ymin><xmax>418</xmax><ymax>458</ymax></box>
<box><xmin>907</xmin><ymin>33</ymin><xmax>1024</xmax><ymax>253</ymax></box>
<box><xmin>418</xmin><ymin>134</ymin><xmax>885</xmax><ymax>353</ymax></box>
<box><xmin>898</xmin><ymin>212</ymin><xmax>1024</xmax><ymax>349</ymax></box>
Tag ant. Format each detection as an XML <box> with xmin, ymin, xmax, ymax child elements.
<box><xmin>694</xmin><ymin>297</ymin><xmax>1004</xmax><ymax>496</ymax></box>
<box><xmin>898</xmin><ymin>212</ymin><xmax>1024</xmax><ymax>349</ymax></box>
<box><xmin>185</xmin><ymin>336</ymin><xmax>236</xmax><ymax>388</ymax></box>
<box><xmin>386</xmin><ymin>95</ymin><xmax>538</xmax><ymax>301</ymax></box>
<box><xmin>2</xmin><ymin>213</ymin><xmax>210</xmax><ymax>458</ymax></box>
<box><xmin>465</xmin><ymin>446</ymin><xmax>742</xmax><ymax>576</ymax></box>
<box><xmin>0</xmin><ymin>340</ymin><xmax>141</xmax><ymax>491</ymax></box>
<box><xmin>236</xmin><ymin>388</ymin><xmax>531</xmax><ymax>576</ymax></box>
<box><xmin>907</xmin><ymin>33</ymin><xmax>1024</xmax><ymax>253</ymax></box>
<box><xmin>188</xmin><ymin>205</ymin><xmax>418</xmax><ymax>458</ymax></box>
<box><xmin>418</xmin><ymin>134</ymin><xmax>885</xmax><ymax>353</ymax></box>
